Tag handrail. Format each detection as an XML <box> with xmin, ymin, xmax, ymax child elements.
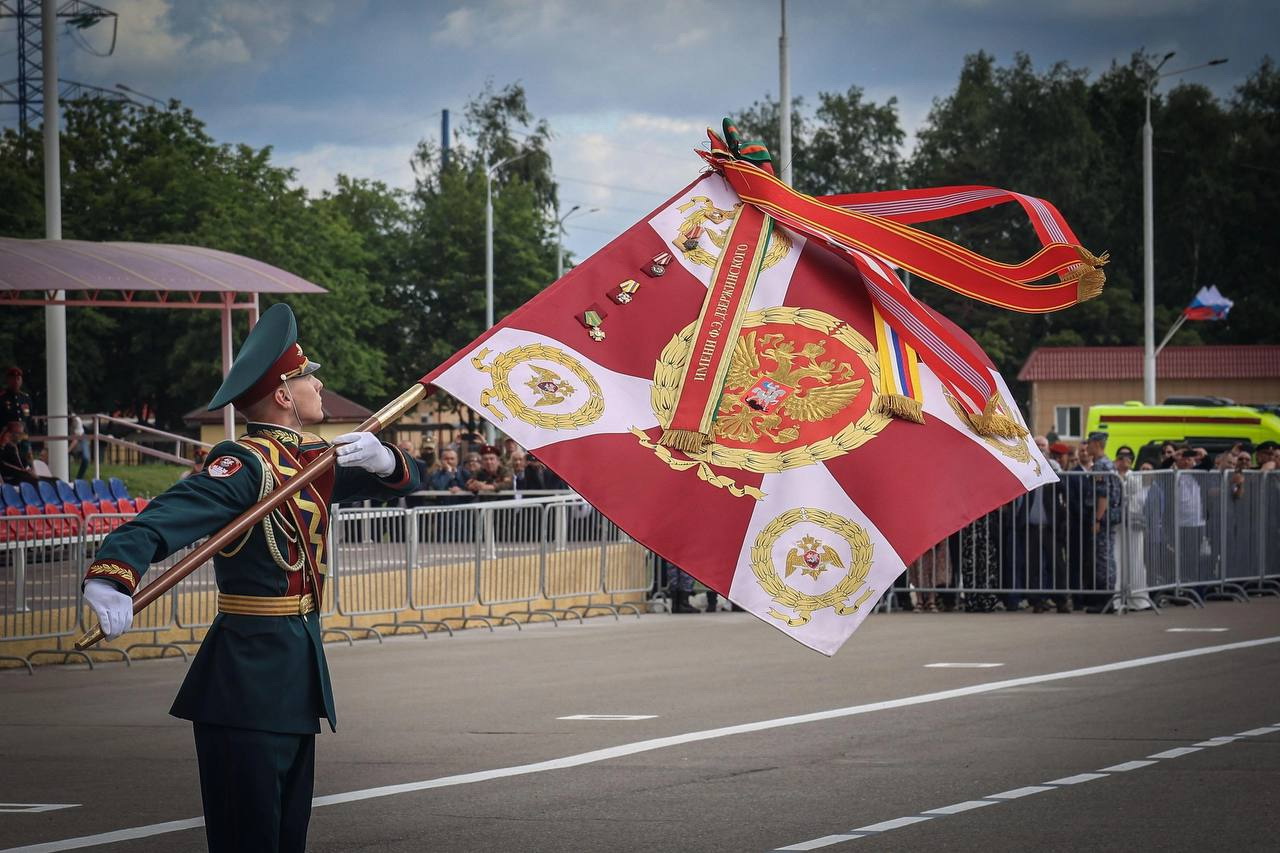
<box><xmin>89</xmin><ymin>414</ymin><xmax>214</xmax><ymax>450</ymax></box>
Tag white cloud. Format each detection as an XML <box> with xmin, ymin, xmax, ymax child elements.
<box><xmin>279</xmin><ymin>142</ymin><xmax>417</xmax><ymax>197</ymax></box>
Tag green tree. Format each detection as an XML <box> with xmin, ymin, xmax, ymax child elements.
<box><xmin>0</xmin><ymin>99</ymin><xmax>396</xmax><ymax>427</ymax></box>
<box><xmin>732</xmin><ymin>86</ymin><xmax>904</xmax><ymax>196</ymax></box>
<box><xmin>397</xmin><ymin>84</ymin><xmax>559</xmax><ymax>389</ymax></box>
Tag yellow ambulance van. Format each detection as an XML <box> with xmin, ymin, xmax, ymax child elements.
<box><xmin>1084</xmin><ymin>398</ymin><xmax>1280</xmax><ymax>464</ymax></box>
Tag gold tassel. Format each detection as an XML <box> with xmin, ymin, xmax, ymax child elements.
<box><xmin>657</xmin><ymin>429</ymin><xmax>710</xmax><ymax>453</ymax></box>
<box><xmin>970</xmin><ymin>396</ymin><xmax>1028</xmax><ymax>439</ymax></box>
<box><xmin>1076</xmin><ymin>267</ymin><xmax>1106</xmax><ymax>302</ymax></box>
<box><xmin>874</xmin><ymin>394</ymin><xmax>926</xmax><ymax>425</ymax></box>
<box><xmin>1072</xmin><ymin>247</ymin><xmax>1108</xmax><ymax>302</ymax></box>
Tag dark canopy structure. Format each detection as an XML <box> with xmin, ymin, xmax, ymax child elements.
<box><xmin>0</xmin><ymin>237</ymin><xmax>328</xmax><ymax>439</ymax></box>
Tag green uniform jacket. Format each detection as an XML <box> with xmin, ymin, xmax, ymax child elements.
<box><xmin>85</xmin><ymin>424</ymin><xmax>420</xmax><ymax>734</ymax></box>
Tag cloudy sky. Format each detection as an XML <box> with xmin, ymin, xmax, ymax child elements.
<box><xmin>5</xmin><ymin>0</ymin><xmax>1275</xmax><ymax>261</ymax></box>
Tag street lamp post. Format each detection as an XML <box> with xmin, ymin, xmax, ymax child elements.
<box><xmin>1142</xmin><ymin>54</ymin><xmax>1227</xmax><ymax>404</ymax></box>
<box><xmin>554</xmin><ymin>202</ymin><xmax>598</xmax><ymax>280</ymax></box>
<box><xmin>484</xmin><ymin>151</ymin><xmax>529</xmax><ymax>331</ymax></box>
<box><xmin>483</xmin><ymin>151</ymin><xmax>529</xmax><ymax>443</ymax></box>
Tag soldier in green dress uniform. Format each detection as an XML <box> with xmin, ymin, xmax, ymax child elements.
<box><xmin>81</xmin><ymin>304</ymin><xmax>420</xmax><ymax>853</ymax></box>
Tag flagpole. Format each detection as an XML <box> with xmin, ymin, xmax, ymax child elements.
<box><xmin>778</xmin><ymin>0</ymin><xmax>792</xmax><ymax>186</ymax></box>
<box><xmin>1155</xmin><ymin>314</ymin><xmax>1187</xmax><ymax>357</ymax></box>
<box><xmin>74</xmin><ymin>383</ymin><xmax>428</xmax><ymax>650</ymax></box>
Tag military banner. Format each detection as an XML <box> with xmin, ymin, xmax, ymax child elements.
<box><xmin>421</xmin><ymin>135</ymin><xmax>1080</xmax><ymax>655</ymax></box>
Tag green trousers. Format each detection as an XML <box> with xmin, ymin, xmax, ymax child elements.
<box><xmin>193</xmin><ymin>722</ymin><xmax>315</xmax><ymax>853</ymax></box>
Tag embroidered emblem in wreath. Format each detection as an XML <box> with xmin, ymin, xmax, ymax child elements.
<box><xmin>640</xmin><ymin>307</ymin><xmax>891</xmax><ymax>480</ymax></box>
<box><xmin>472</xmin><ymin>343</ymin><xmax>605</xmax><ymax>431</ymax></box>
<box><xmin>750</xmin><ymin>507</ymin><xmax>877</xmax><ymax>627</ymax></box>
<box><xmin>672</xmin><ymin>197</ymin><xmax>792</xmax><ymax>271</ymax></box>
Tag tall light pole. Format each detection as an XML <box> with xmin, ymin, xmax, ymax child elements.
<box><xmin>778</xmin><ymin>0</ymin><xmax>791</xmax><ymax>186</ymax></box>
<box><xmin>484</xmin><ymin>151</ymin><xmax>530</xmax><ymax>331</ymax></box>
<box><xmin>1142</xmin><ymin>53</ymin><xmax>1227</xmax><ymax>404</ymax></box>
<box><xmin>554</xmin><ymin>202</ymin><xmax>598</xmax><ymax>280</ymax></box>
<box><xmin>43</xmin><ymin>0</ymin><xmax>68</xmax><ymax>481</ymax></box>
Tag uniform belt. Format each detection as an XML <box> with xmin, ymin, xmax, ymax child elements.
<box><xmin>217</xmin><ymin>592</ymin><xmax>315</xmax><ymax>616</ymax></box>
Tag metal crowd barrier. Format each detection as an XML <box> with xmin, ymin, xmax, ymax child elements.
<box><xmin>894</xmin><ymin>469</ymin><xmax>1280</xmax><ymax>612</ymax></box>
<box><xmin>0</xmin><ymin>494</ymin><xmax>655</xmax><ymax>672</ymax></box>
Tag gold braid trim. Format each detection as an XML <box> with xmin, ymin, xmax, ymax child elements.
<box><xmin>873</xmin><ymin>394</ymin><xmax>925</xmax><ymax>424</ymax></box>
<box><xmin>221</xmin><ymin>442</ymin><xmax>305</xmax><ymax>573</ymax></box>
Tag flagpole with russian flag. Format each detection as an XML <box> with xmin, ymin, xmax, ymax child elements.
<box><xmin>1157</xmin><ymin>286</ymin><xmax>1233</xmax><ymax>355</ymax></box>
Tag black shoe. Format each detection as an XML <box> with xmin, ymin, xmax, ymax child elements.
<box><xmin>705</xmin><ymin>591</ymin><xmax>719</xmax><ymax>612</ymax></box>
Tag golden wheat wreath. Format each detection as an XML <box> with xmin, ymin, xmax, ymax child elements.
<box><xmin>473</xmin><ymin>344</ymin><xmax>605</xmax><ymax>430</ymax></box>
<box><xmin>749</xmin><ymin>507</ymin><xmax>876</xmax><ymax>627</ymax></box>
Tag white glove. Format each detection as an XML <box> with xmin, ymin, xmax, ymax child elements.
<box><xmin>334</xmin><ymin>432</ymin><xmax>396</xmax><ymax>477</ymax></box>
<box><xmin>84</xmin><ymin>578</ymin><xmax>133</xmax><ymax>640</ymax></box>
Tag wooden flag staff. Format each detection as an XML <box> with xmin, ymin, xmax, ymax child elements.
<box><xmin>75</xmin><ymin>383</ymin><xmax>428</xmax><ymax>651</ymax></box>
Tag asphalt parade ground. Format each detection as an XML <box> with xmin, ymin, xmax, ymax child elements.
<box><xmin>2</xmin><ymin>600</ymin><xmax>1278</xmax><ymax>853</ymax></box>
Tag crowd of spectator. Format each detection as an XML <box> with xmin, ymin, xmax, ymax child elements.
<box><xmin>901</xmin><ymin>433</ymin><xmax>1279</xmax><ymax>615</ymax></box>
<box><xmin>384</xmin><ymin>433</ymin><xmax>569</xmax><ymax>509</ymax></box>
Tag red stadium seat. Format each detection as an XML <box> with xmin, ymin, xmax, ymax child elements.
<box><xmin>43</xmin><ymin>505</ymin><xmax>75</xmax><ymax>537</ymax></box>
<box><xmin>0</xmin><ymin>506</ymin><xmax>24</xmax><ymax>541</ymax></box>
<box><xmin>134</xmin><ymin>497</ymin><xmax>151</xmax><ymax>512</ymax></box>
<box><xmin>23</xmin><ymin>505</ymin><xmax>50</xmax><ymax>539</ymax></box>
<box><xmin>115</xmin><ymin>497</ymin><xmax>138</xmax><ymax>514</ymax></box>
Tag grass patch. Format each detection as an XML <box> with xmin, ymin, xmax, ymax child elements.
<box><xmin>96</xmin><ymin>463</ymin><xmax>186</xmax><ymax>498</ymax></box>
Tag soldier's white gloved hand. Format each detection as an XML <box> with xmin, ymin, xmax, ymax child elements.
<box><xmin>334</xmin><ymin>432</ymin><xmax>396</xmax><ymax>477</ymax></box>
<box><xmin>83</xmin><ymin>578</ymin><xmax>133</xmax><ymax>640</ymax></box>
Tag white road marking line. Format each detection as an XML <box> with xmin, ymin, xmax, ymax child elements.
<box><xmin>853</xmin><ymin>816</ymin><xmax>933</xmax><ymax>832</ymax></box>
<box><xmin>12</xmin><ymin>635</ymin><xmax>1280</xmax><ymax>853</ymax></box>
<box><xmin>0</xmin><ymin>805</ymin><xmax>79</xmax><ymax>814</ymax></box>
<box><xmin>1148</xmin><ymin>747</ymin><xmax>1203</xmax><ymax>759</ymax></box>
<box><xmin>1165</xmin><ymin>627</ymin><xmax>1228</xmax><ymax>632</ymax></box>
<box><xmin>924</xmin><ymin>662</ymin><xmax>1005</xmax><ymax>668</ymax></box>
<box><xmin>1193</xmin><ymin>737</ymin><xmax>1240</xmax><ymax>747</ymax></box>
<box><xmin>1237</xmin><ymin>727</ymin><xmax>1280</xmax><ymax>737</ymax></box>
<box><xmin>557</xmin><ymin>714</ymin><xmax>658</xmax><ymax>721</ymax></box>
<box><xmin>985</xmin><ymin>785</ymin><xmax>1055</xmax><ymax>800</ymax></box>
<box><xmin>1044</xmin><ymin>772</ymin><xmax>1108</xmax><ymax>785</ymax></box>
<box><xmin>773</xmin><ymin>722</ymin><xmax>1280</xmax><ymax>851</ymax></box>
<box><xmin>1099</xmin><ymin>760</ymin><xmax>1156</xmax><ymax>772</ymax></box>
<box><xmin>775</xmin><ymin>835</ymin><xmax>867</xmax><ymax>851</ymax></box>
<box><xmin>921</xmin><ymin>800</ymin><xmax>997</xmax><ymax>816</ymax></box>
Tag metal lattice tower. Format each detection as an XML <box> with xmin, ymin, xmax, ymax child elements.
<box><xmin>0</xmin><ymin>0</ymin><xmax>120</xmax><ymax>132</ymax></box>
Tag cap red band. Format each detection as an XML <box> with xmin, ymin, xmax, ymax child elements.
<box><xmin>236</xmin><ymin>343</ymin><xmax>309</xmax><ymax>407</ymax></box>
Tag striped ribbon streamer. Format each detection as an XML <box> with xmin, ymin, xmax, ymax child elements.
<box><xmin>871</xmin><ymin>303</ymin><xmax>925</xmax><ymax>424</ymax></box>
<box><xmin>819</xmin><ymin>185</ymin><xmax>1097</xmax><ymax>276</ymax></box>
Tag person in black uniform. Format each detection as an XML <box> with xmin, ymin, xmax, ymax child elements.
<box><xmin>80</xmin><ymin>304</ymin><xmax>420</xmax><ymax>853</ymax></box>
<box><xmin>0</xmin><ymin>368</ymin><xmax>35</xmax><ymax>470</ymax></box>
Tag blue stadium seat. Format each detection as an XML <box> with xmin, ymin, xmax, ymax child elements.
<box><xmin>74</xmin><ymin>479</ymin><xmax>96</xmax><ymax>504</ymax></box>
<box><xmin>108</xmin><ymin>477</ymin><xmax>131</xmax><ymax>501</ymax></box>
<box><xmin>37</xmin><ymin>480</ymin><xmax>61</xmax><ymax>508</ymax></box>
<box><xmin>1</xmin><ymin>483</ymin><xmax>22</xmax><ymax>509</ymax></box>
<box><xmin>91</xmin><ymin>479</ymin><xmax>114</xmax><ymax>503</ymax></box>
<box><xmin>56</xmin><ymin>479</ymin><xmax>79</xmax><ymax>505</ymax></box>
<box><xmin>19</xmin><ymin>481</ymin><xmax>43</xmax><ymax>509</ymax></box>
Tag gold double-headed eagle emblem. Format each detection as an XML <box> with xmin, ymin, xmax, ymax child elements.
<box><xmin>751</xmin><ymin>507</ymin><xmax>876</xmax><ymax>627</ymax></box>
<box><xmin>472</xmin><ymin>344</ymin><xmax>604</xmax><ymax>430</ymax></box>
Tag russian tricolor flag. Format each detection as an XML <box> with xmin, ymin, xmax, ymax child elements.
<box><xmin>1184</xmin><ymin>285</ymin><xmax>1233</xmax><ymax>320</ymax></box>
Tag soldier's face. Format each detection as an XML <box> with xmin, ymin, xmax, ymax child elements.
<box><xmin>289</xmin><ymin>375</ymin><xmax>324</xmax><ymax>425</ymax></box>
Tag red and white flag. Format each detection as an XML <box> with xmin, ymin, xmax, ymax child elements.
<box><xmin>423</xmin><ymin>169</ymin><xmax>1059</xmax><ymax>655</ymax></box>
